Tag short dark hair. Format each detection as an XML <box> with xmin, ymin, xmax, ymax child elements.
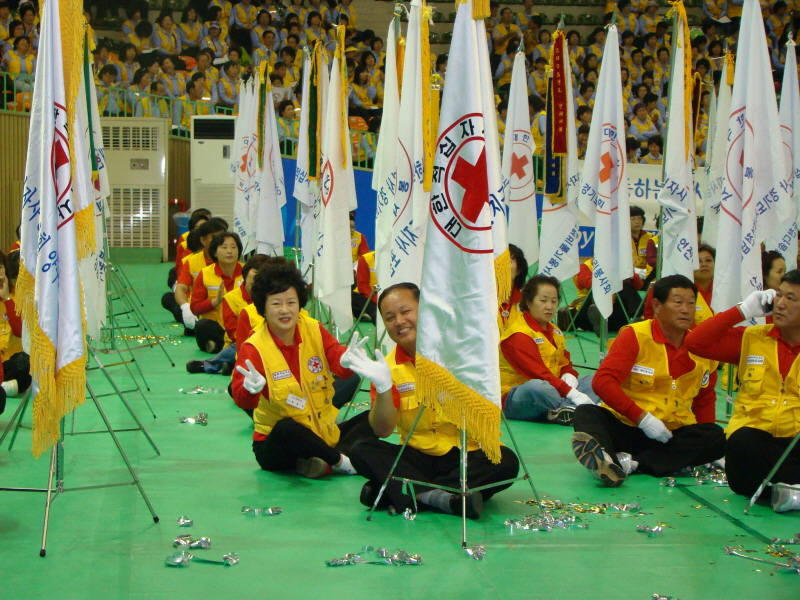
<box><xmin>520</xmin><ymin>275</ymin><xmax>560</xmax><ymax>312</ymax></box>
<box><xmin>508</xmin><ymin>244</ymin><xmax>529</xmax><ymax>292</ymax></box>
<box><xmin>209</xmin><ymin>232</ymin><xmax>242</xmax><ymax>262</ymax></box>
<box><xmin>580</xmin><ymin>81</ymin><xmax>595</xmax><ymax>94</ymax></box>
<box><xmin>188</xmin><ymin>208</ymin><xmax>212</xmax><ymax>231</ymax></box>
<box><xmin>762</xmin><ymin>250</ymin><xmax>785</xmax><ymax>282</ymax></box>
<box><xmin>576</xmin><ymin>105</ymin><xmax>592</xmax><ymax>119</ymax></box>
<box><xmin>195</xmin><ymin>217</ymin><xmax>228</xmax><ymax>240</ymax></box>
<box><xmin>653</xmin><ymin>275</ymin><xmax>697</xmax><ymax>303</ymax></box>
<box><xmin>781</xmin><ymin>269</ymin><xmax>800</xmax><ymax>286</ymax></box>
<box><xmin>242</xmin><ymin>254</ymin><xmax>283</xmax><ymax>281</ymax></box>
<box><xmin>378</xmin><ymin>282</ymin><xmax>420</xmax><ymax>314</ymax></box>
<box><xmin>630</xmin><ymin>205</ymin><xmax>645</xmax><ymax>219</ymax></box>
<box><xmin>648</xmin><ymin>135</ymin><xmax>663</xmax><ymax>151</ymax></box>
<box><xmin>99</xmin><ymin>64</ymin><xmax>118</xmax><ymax>78</ymax></box>
<box><xmin>697</xmin><ymin>243</ymin><xmax>716</xmax><ymax>260</ymax></box>
<box><xmin>251</xmin><ymin>262</ymin><xmax>310</xmax><ymax>317</ymax></box>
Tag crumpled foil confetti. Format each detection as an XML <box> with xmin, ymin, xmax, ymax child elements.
<box><xmin>465</xmin><ymin>545</ymin><xmax>486</xmax><ymax>560</ymax></box>
<box><xmin>173</xmin><ymin>536</ymin><xmax>211</xmax><ymax>549</ymax></box>
<box><xmin>177</xmin><ymin>516</ymin><xmax>193</xmax><ymax>527</ymax></box>
<box><xmin>180</xmin><ymin>413</ymin><xmax>208</xmax><ymax>425</ymax></box>
<box><xmin>636</xmin><ymin>524</ymin><xmax>663</xmax><ymax>537</ymax></box>
<box><xmin>326</xmin><ymin>545</ymin><xmax>423</xmax><ymax>566</ymax></box>
<box><xmin>653</xmin><ymin>595</ymin><xmax>681</xmax><ymax>600</ymax></box>
<box><xmin>516</xmin><ymin>499</ymin><xmax>644</xmax><ymax>515</ymax></box>
<box><xmin>771</xmin><ymin>534</ymin><xmax>800</xmax><ymax>546</ymax></box>
<box><xmin>165</xmin><ymin>551</ymin><xmax>239</xmax><ymax>567</ymax></box>
<box><xmin>505</xmin><ymin>512</ymin><xmax>588</xmax><ymax>532</ymax></box>
<box><xmin>403</xmin><ymin>508</ymin><xmax>416</xmax><ymax>521</ymax></box>
<box><xmin>661</xmin><ymin>465</ymin><xmax>728</xmax><ymax>488</ymax></box>
<box><xmin>179</xmin><ymin>386</ymin><xmax>224</xmax><ymax>394</ymax></box>
<box><xmin>724</xmin><ymin>545</ymin><xmax>800</xmax><ymax>573</ymax></box>
<box><xmin>242</xmin><ymin>506</ymin><xmax>282</xmax><ymax>516</ymax></box>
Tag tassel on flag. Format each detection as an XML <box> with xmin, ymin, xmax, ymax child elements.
<box><xmin>766</xmin><ymin>39</ymin><xmax>800</xmax><ymax>271</ymax></box>
<box><xmin>501</xmin><ymin>51</ymin><xmax>538</xmax><ymax>268</ymax></box>
<box><xmin>416</xmin><ymin>0</ymin><xmax>503</xmax><ymax>463</ymax></box>
<box><xmin>539</xmin><ymin>28</ymin><xmax>581</xmax><ymax>282</ymax></box>
<box><xmin>17</xmin><ymin>0</ymin><xmax>89</xmax><ymax>457</ymax></box>
<box><xmin>712</xmin><ymin>0</ymin><xmax>792</xmax><ymax>314</ymax></box>
<box><xmin>576</xmin><ymin>24</ymin><xmax>632</xmax><ymax>319</ymax></box>
<box><xmin>657</xmin><ymin>2</ymin><xmax>698</xmax><ymax>280</ymax></box>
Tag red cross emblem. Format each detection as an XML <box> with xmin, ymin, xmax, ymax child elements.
<box><xmin>599</xmin><ymin>152</ymin><xmax>614</xmax><ymax>184</ymax></box>
<box><xmin>510</xmin><ymin>152</ymin><xmax>529</xmax><ymax>180</ymax></box>
<box><xmin>307</xmin><ymin>356</ymin><xmax>323</xmax><ymax>373</ymax></box>
<box><xmin>451</xmin><ymin>148</ymin><xmax>488</xmax><ymax>224</ymax></box>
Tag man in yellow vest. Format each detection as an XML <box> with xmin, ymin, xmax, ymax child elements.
<box><xmin>686</xmin><ymin>272</ymin><xmax>800</xmax><ymax>513</ymax></box>
<box><xmin>343</xmin><ymin>283</ymin><xmax>520</xmax><ymax>518</ymax></box>
<box><xmin>572</xmin><ymin>275</ymin><xmax>725</xmax><ymax>487</ymax></box>
<box><xmin>630</xmin><ymin>205</ymin><xmax>655</xmax><ymax>280</ymax></box>
<box><xmin>350</xmin><ymin>211</ymin><xmax>370</xmax><ymax>267</ymax></box>
<box><xmin>161</xmin><ymin>217</ymin><xmax>228</xmax><ymax>334</ymax></box>
<box><xmin>352</xmin><ymin>250</ymin><xmax>378</xmax><ymax>323</ymax></box>
<box><xmin>232</xmin><ymin>262</ymin><xmax>375</xmax><ymax>478</ymax></box>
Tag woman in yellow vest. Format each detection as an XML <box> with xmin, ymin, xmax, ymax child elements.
<box><xmin>129</xmin><ymin>20</ymin><xmax>155</xmax><ymax>55</ymax></box>
<box><xmin>574</xmin><ymin>275</ymin><xmax>724</xmax><ymax>487</ymax></box>
<box><xmin>190</xmin><ymin>232</ymin><xmax>244</xmax><ymax>354</ymax></box>
<box><xmin>114</xmin><ymin>43</ymin><xmax>140</xmax><ymax>89</ymax></box>
<box><xmin>170</xmin><ymin>208</ymin><xmax>211</xmax><ymax>289</ymax></box>
<box><xmin>498</xmin><ymin>244</ymin><xmax>527</xmax><ymax>332</ymax></box>
<box><xmin>2</xmin><ymin>35</ymin><xmax>35</xmax><ymax>92</ymax></box>
<box><xmin>0</xmin><ymin>251</ymin><xmax>30</xmax><ymax>408</ymax></box>
<box><xmin>353</xmin><ymin>251</ymin><xmax>378</xmax><ymax>324</ymax></box>
<box><xmin>178</xmin><ymin>6</ymin><xmax>203</xmax><ymax>50</ymax></box>
<box><xmin>350</xmin><ymin>212</ymin><xmax>370</xmax><ymax>266</ymax></box>
<box><xmin>344</xmin><ymin>283</ymin><xmax>520</xmax><ymax>517</ymax></box>
<box><xmin>500</xmin><ymin>275</ymin><xmax>600</xmax><ymax>426</ymax></box>
<box><xmin>686</xmin><ymin>280</ymin><xmax>800</xmax><ymax>513</ymax></box>
<box><xmin>152</xmin><ymin>12</ymin><xmax>182</xmax><ymax>55</ymax></box>
<box><xmin>232</xmin><ymin>261</ymin><xmax>370</xmax><ymax>478</ymax></box>
<box><xmin>162</xmin><ymin>217</ymin><xmax>228</xmax><ymax>332</ymax></box>
<box><xmin>200</xmin><ymin>21</ymin><xmax>229</xmax><ymax>60</ymax></box>
<box><xmin>530</xmin><ymin>95</ymin><xmax>545</xmax><ymax>157</ymax></box>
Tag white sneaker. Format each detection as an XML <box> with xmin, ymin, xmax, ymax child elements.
<box><xmin>771</xmin><ymin>483</ymin><xmax>800</xmax><ymax>513</ymax></box>
<box><xmin>616</xmin><ymin>452</ymin><xmax>639</xmax><ymax>476</ymax></box>
<box><xmin>0</xmin><ymin>380</ymin><xmax>18</xmax><ymax>397</ymax></box>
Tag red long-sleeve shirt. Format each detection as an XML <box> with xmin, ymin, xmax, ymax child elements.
<box><xmin>4</xmin><ymin>298</ymin><xmax>22</xmax><ymax>338</ymax></box>
<box><xmin>236</xmin><ymin>308</ymin><xmax>257</xmax><ymax>353</ymax></box>
<box><xmin>592</xmin><ymin>319</ymin><xmax>718</xmax><ymax>424</ymax></box>
<box><xmin>685</xmin><ymin>306</ymin><xmax>800</xmax><ymax>378</ymax></box>
<box><xmin>190</xmin><ymin>263</ymin><xmax>243</xmax><ymax>316</ymax></box>
<box><xmin>576</xmin><ymin>262</ymin><xmax>643</xmax><ymax>292</ymax></box>
<box><xmin>176</xmin><ymin>251</ymin><xmax>212</xmax><ymax>289</ymax></box>
<box><xmin>222</xmin><ymin>286</ymin><xmax>251</xmax><ymax>342</ymax></box>
<box><xmin>643</xmin><ymin>280</ymin><xmax>713</xmax><ymax>320</ymax></box>
<box><xmin>500</xmin><ymin>312</ymin><xmax>579</xmax><ymax>400</ymax></box>
<box><xmin>231</xmin><ymin>322</ymin><xmax>354</xmax><ymax>440</ymax></box>
<box><xmin>645</xmin><ymin>238</ymin><xmax>657</xmax><ymax>268</ymax></box>
<box><xmin>356</xmin><ymin>255</ymin><xmax>377</xmax><ymax>303</ymax></box>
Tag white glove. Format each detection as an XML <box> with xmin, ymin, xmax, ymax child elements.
<box><xmin>638</xmin><ymin>412</ymin><xmax>673</xmax><ymax>443</ymax></box>
<box><xmin>339</xmin><ymin>332</ymin><xmax>393</xmax><ymax>394</ymax></box>
<box><xmin>633</xmin><ymin>267</ymin><xmax>647</xmax><ymax>279</ymax></box>
<box><xmin>235</xmin><ymin>359</ymin><xmax>267</xmax><ymax>394</ymax></box>
<box><xmin>566</xmin><ymin>388</ymin><xmax>593</xmax><ymax>406</ymax></box>
<box><xmin>180</xmin><ymin>302</ymin><xmax>197</xmax><ymax>329</ymax></box>
<box><xmin>560</xmin><ymin>373</ymin><xmax>579</xmax><ymax>389</ymax></box>
<box><xmin>738</xmin><ymin>288</ymin><xmax>777</xmax><ymax>320</ymax></box>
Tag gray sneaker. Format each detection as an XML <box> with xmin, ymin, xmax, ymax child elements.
<box><xmin>571</xmin><ymin>432</ymin><xmax>625</xmax><ymax>487</ymax></box>
<box><xmin>771</xmin><ymin>483</ymin><xmax>800</xmax><ymax>513</ymax></box>
<box><xmin>547</xmin><ymin>406</ymin><xmax>575</xmax><ymax>426</ymax></box>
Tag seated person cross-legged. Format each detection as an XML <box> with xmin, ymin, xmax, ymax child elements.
<box><xmin>500</xmin><ymin>275</ymin><xmax>601</xmax><ymax>426</ymax></box>
<box><xmin>231</xmin><ymin>262</ymin><xmax>374</xmax><ymax>479</ymax></box>
<box><xmin>685</xmin><ymin>276</ymin><xmax>800</xmax><ymax>513</ymax></box>
<box><xmin>344</xmin><ymin>283</ymin><xmax>520</xmax><ymax>519</ymax></box>
<box><xmin>572</xmin><ymin>275</ymin><xmax>725</xmax><ymax>487</ymax></box>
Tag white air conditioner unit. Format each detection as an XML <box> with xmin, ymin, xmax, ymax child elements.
<box><xmin>191</xmin><ymin>115</ymin><xmax>236</xmax><ymax>226</ymax></box>
<box><xmin>101</xmin><ymin>117</ymin><xmax>169</xmax><ymax>261</ymax></box>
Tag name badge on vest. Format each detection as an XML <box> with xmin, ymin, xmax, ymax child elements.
<box><xmin>631</xmin><ymin>364</ymin><xmax>656</xmax><ymax>377</ymax></box>
<box><xmin>701</xmin><ymin>370</ymin><xmax>710</xmax><ymax>386</ymax></box>
<box><xmin>533</xmin><ymin>337</ymin><xmax>545</xmax><ymax>345</ymax></box>
<box><xmin>639</xmin><ymin>248</ymin><xmax>646</xmax><ymax>255</ymax></box>
<box><xmin>286</xmin><ymin>393</ymin><xmax>307</xmax><ymax>410</ymax></box>
<box><xmin>746</xmin><ymin>355</ymin><xmax>765</xmax><ymax>365</ymax></box>
<box><xmin>695</xmin><ymin>305</ymin><xmax>702</xmax><ymax>311</ymax></box>
<box><xmin>397</xmin><ymin>382</ymin><xmax>415</xmax><ymax>393</ymax></box>
<box><xmin>273</xmin><ymin>369</ymin><xmax>291</xmax><ymax>381</ymax></box>
<box><xmin>207</xmin><ymin>285</ymin><xmax>220</xmax><ymax>291</ymax></box>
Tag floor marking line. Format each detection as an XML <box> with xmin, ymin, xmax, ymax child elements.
<box><xmin>676</xmin><ymin>485</ymin><xmax>772</xmax><ymax>545</ymax></box>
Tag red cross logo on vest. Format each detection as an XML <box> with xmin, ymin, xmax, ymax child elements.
<box><xmin>307</xmin><ymin>356</ymin><xmax>323</xmax><ymax>373</ymax></box>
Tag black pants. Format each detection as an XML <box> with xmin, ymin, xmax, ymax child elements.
<box><xmin>332</xmin><ymin>373</ymin><xmax>362</xmax><ymax>409</ymax></box>
<box><xmin>3</xmin><ymin>352</ymin><xmax>30</xmax><ymax>385</ymax></box>
<box><xmin>167</xmin><ymin>267</ymin><xmax>177</xmax><ymax>289</ymax></box>
<box><xmin>572</xmin><ymin>405</ymin><xmax>726</xmax><ymax>477</ymax></box>
<box><xmin>348</xmin><ymin>438</ymin><xmax>520</xmax><ymax>511</ymax></box>
<box><xmin>726</xmin><ymin>426</ymin><xmax>800</xmax><ymax>498</ymax></box>
<box><xmin>351</xmin><ymin>291</ymin><xmax>377</xmax><ymax>324</ymax></box>
<box><xmin>574</xmin><ymin>282</ymin><xmax>642</xmax><ymax>333</ymax></box>
<box><xmin>161</xmin><ymin>292</ymin><xmax>183</xmax><ymax>324</ymax></box>
<box><xmin>251</xmin><ymin>410</ymin><xmax>376</xmax><ymax>472</ymax></box>
<box><xmin>194</xmin><ymin>319</ymin><xmax>224</xmax><ymax>353</ymax></box>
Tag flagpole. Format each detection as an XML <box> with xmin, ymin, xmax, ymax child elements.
<box><xmin>293</xmin><ymin>46</ymin><xmax>310</xmax><ymax>268</ymax></box>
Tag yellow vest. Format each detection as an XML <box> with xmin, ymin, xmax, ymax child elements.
<box><xmin>197</xmin><ymin>262</ymin><xmax>243</xmax><ymax>327</ymax></box>
<box><xmin>183</xmin><ymin>251</ymin><xmax>211</xmax><ymax>301</ymax></box>
<box><xmin>605</xmin><ymin>321</ymin><xmax>717</xmax><ymax>430</ymax></box>
<box><xmin>729</xmin><ymin>325</ymin><xmax>800</xmax><ymax>438</ymax></box>
<box><xmin>498</xmin><ymin>298</ymin><xmax>523</xmax><ymax>333</ymax></box>
<box><xmin>694</xmin><ymin>290</ymin><xmax>715</xmax><ymax>327</ymax></box>
<box><xmin>493</xmin><ymin>23</ymin><xmax>520</xmax><ymax>54</ymax></box>
<box><xmin>201</xmin><ymin>35</ymin><xmax>229</xmax><ymax>57</ymax></box>
<box><xmin>177</xmin><ymin>95</ymin><xmax>212</xmax><ymax>129</ymax></box>
<box><xmin>498</xmin><ymin>315</ymin><xmax>570</xmax><ymax>395</ymax></box>
<box><xmin>641</xmin><ymin>153</ymin><xmax>662</xmax><ymax>165</ymax></box>
<box><xmin>362</xmin><ymin>251</ymin><xmax>377</xmax><ymax>288</ymax></box>
<box><xmin>223</xmin><ymin>284</ymin><xmax>250</xmax><ymax>328</ymax></box>
<box><xmin>0</xmin><ymin>299</ymin><xmax>23</xmax><ymax>362</ymax></box>
<box><xmin>128</xmin><ymin>33</ymin><xmax>152</xmax><ymax>54</ymax></box>
<box><xmin>350</xmin><ymin>232</ymin><xmax>365</xmax><ymax>263</ymax></box>
<box><xmin>385</xmin><ymin>348</ymin><xmax>478</xmax><ymax>455</ymax></box>
<box><xmin>248</xmin><ymin>315</ymin><xmax>339</xmax><ymax>445</ymax></box>
<box><xmin>6</xmin><ymin>51</ymin><xmax>34</xmax><ymax>75</ymax></box>
<box><xmin>180</xmin><ymin>21</ymin><xmax>203</xmax><ymax>43</ymax></box>
<box><xmin>531</xmin><ymin>110</ymin><xmax>544</xmax><ymax>157</ymax></box>
<box><xmin>632</xmin><ymin>231</ymin><xmax>653</xmax><ymax>274</ymax></box>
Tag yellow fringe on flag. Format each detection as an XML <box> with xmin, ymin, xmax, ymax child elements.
<box><xmin>669</xmin><ymin>0</ymin><xmax>693</xmax><ymax>161</ymax></box>
<box><xmin>397</xmin><ymin>36</ymin><xmax>405</xmax><ymax>95</ymax></box>
<box><xmin>725</xmin><ymin>51</ymin><xmax>735</xmax><ymax>85</ymax></box>
<box><xmin>428</xmin><ymin>81</ymin><xmax>441</xmax><ymax>188</ymax></box>
<box><xmin>309</xmin><ymin>42</ymin><xmax>323</xmax><ymax>181</ymax></box>
<box><xmin>16</xmin><ymin>267</ymin><xmax>87</xmax><ymax>458</ymax></box>
<box><xmin>471</xmin><ymin>0</ymin><xmax>491</xmax><ymax>20</ymax></box>
<box><xmin>421</xmin><ymin>4</ymin><xmax>434</xmax><ymax>192</ymax></box>
<box><xmin>495</xmin><ymin>246</ymin><xmax>512</xmax><ymax>305</ymax></box>
<box><xmin>415</xmin><ymin>354</ymin><xmax>502</xmax><ymax>464</ymax></box>
<box><xmin>336</xmin><ymin>25</ymin><xmax>348</xmax><ymax>168</ymax></box>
